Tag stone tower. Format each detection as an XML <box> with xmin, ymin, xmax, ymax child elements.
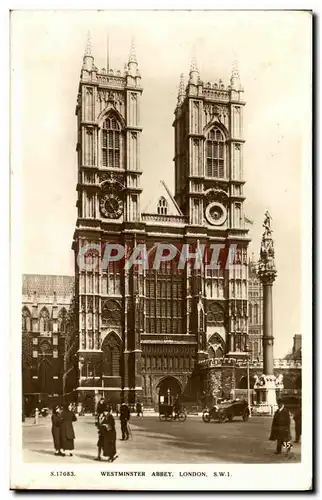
<box><xmin>173</xmin><ymin>59</ymin><xmax>250</xmax><ymax>357</ymax></box>
<box><xmin>72</xmin><ymin>35</ymin><xmax>143</xmax><ymax>407</ymax></box>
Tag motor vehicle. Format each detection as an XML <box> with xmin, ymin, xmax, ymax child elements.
<box><xmin>30</xmin><ymin>407</ymin><xmax>50</xmax><ymax>418</ymax></box>
<box><xmin>202</xmin><ymin>399</ymin><xmax>250</xmax><ymax>423</ymax></box>
<box><xmin>158</xmin><ymin>404</ymin><xmax>187</xmax><ymax>422</ymax></box>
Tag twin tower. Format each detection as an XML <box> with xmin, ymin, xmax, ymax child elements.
<box><xmin>68</xmin><ymin>35</ymin><xmax>250</xmax><ymax>408</ymax></box>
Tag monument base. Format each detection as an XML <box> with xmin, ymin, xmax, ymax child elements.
<box><xmin>253</xmin><ymin>374</ymin><xmax>283</xmax><ymax>412</ymax></box>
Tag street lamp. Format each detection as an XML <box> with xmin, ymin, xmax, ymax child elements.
<box><xmin>246</xmin><ymin>350</ymin><xmax>252</xmax><ymax>418</ymax></box>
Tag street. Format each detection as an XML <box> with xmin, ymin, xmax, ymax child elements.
<box><xmin>22</xmin><ymin>414</ymin><xmax>301</xmax><ymax>464</ymax></box>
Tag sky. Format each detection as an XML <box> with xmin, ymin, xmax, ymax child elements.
<box><xmin>11</xmin><ymin>10</ymin><xmax>311</xmax><ymax>357</ymax></box>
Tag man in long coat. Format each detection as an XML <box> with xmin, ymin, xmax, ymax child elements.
<box><xmin>120</xmin><ymin>403</ymin><xmax>130</xmax><ymax>440</ymax></box>
<box><xmin>269</xmin><ymin>398</ymin><xmax>292</xmax><ymax>454</ymax></box>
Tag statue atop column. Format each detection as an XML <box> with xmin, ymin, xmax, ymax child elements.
<box><xmin>256</xmin><ymin>211</ymin><xmax>281</xmax><ymax>409</ymax></box>
<box><xmin>258</xmin><ymin>210</ymin><xmax>277</xmax><ymax>283</ymax></box>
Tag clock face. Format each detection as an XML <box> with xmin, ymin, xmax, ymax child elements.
<box><xmin>100</xmin><ymin>193</ymin><xmax>123</xmax><ymax>219</ymax></box>
<box><xmin>205</xmin><ymin>202</ymin><xmax>227</xmax><ymax>226</ymax></box>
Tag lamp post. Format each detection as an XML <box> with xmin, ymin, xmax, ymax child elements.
<box><xmin>246</xmin><ymin>350</ymin><xmax>252</xmax><ymax>417</ymax></box>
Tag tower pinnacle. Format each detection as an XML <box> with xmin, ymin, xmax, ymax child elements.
<box><xmin>129</xmin><ymin>37</ymin><xmax>137</xmax><ymax>64</ymax></box>
<box><xmin>83</xmin><ymin>30</ymin><xmax>94</xmax><ymax>72</ymax></box>
<box><xmin>189</xmin><ymin>54</ymin><xmax>199</xmax><ymax>85</ymax></box>
<box><xmin>230</xmin><ymin>60</ymin><xmax>241</xmax><ymax>90</ymax></box>
<box><xmin>177</xmin><ymin>73</ymin><xmax>185</xmax><ymax>105</ymax></box>
<box><xmin>127</xmin><ymin>37</ymin><xmax>139</xmax><ymax>77</ymax></box>
<box><xmin>85</xmin><ymin>31</ymin><xmax>92</xmax><ymax>57</ymax></box>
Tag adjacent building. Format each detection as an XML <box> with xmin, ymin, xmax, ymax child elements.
<box><xmin>22</xmin><ymin>275</ymin><xmax>74</xmax><ymax>415</ymax></box>
<box><xmin>248</xmin><ymin>254</ymin><xmax>263</xmax><ymax>361</ymax></box>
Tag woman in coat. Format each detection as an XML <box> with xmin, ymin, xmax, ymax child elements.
<box><xmin>61</xmin><ymin>403</ymin><xmax>77</xmax><ymax>456</ymax></box>
<box><xmin>51</xmin><ymin>406</ymin><xmax>64</xmax><ymax>456</ymax></box>
<box><xmin>96</xmin><ymin>407</ymin><xmax>118</xmax><ymax>462</ymax></box>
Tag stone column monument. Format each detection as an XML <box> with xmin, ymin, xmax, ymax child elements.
<box><xmin>255</xmin><ymin>211</ymin><xmax>281</xmax><ymax>407</ymax></box>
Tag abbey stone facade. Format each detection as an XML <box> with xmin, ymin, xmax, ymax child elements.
<box><xmin>64</xmin><ymin>38</ymin><xmax>251</xmax><ymax>410</ymax></box>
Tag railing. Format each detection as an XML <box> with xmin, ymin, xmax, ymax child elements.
<box><xmin>96</xmin><ymin>74</ymin><xmax>125</xmax><ymax>87</ymax></box>
<box><xmin>142</xmin><ymin>213</ymin><xmax>188</xmax><ymax>224</ymax></box>
<box><xmin>202</xmin><ymin>89</ymin><xmax>230</xmax><ymax>101</ymax></box>
<box><xmin>198</xmin><ymin>358</ymin><xmax>302</xmax><ymax>369</ymax></box>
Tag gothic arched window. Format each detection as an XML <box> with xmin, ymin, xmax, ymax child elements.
<box><xmin>206</xmin><ymin>127</ymin><xmax>226</xmax><ymax>178</ymax></box>
<box><xmin>39</xmin><ymin>307</ymin><xmax>50</xmax><ymax>332</ymax></box>
<box><xmin>58</xmin><ymin>307</ymin><xmax>67</xmax><ymax>333</ymax></box>
<box><xmin>102</xmin><ymin>332</ymin><xmax>120</xmax><ymax>377</ymax></box>
<box><xmin>101</xmin><ymin>116</ymin><xmax>121</xmax><ymax>168</ymax></box>
<box><xmin>22</xmin><ymin>307</ymin><xmax>31</xmax><ymax>332</ymax></box>
<box><xmin>157</xmin><ymin>197</ymin><xmax>168</xmax><ymax>215</ymax></box>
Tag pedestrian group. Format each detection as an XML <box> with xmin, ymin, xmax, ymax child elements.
<box><xmin>51</xmin><ymin>403</ymin><xmax>77</xmax><ymax>456</ymax></box>
<box><xmin>51</xmin><ymin>398</ymin><xmax>139</xmax><ymax>462</ymax></box>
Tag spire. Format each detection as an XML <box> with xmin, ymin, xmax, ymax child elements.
<box><xmin>190</xmin><ymin>55</ymin><xmax>198</xmax><ymax>73</ymax></box>
<box><xmin>127</xmin><ymin>37</ymin><xmax>138</xmax><ymax>77</ymax></box>
<box><xmin>189</xmin><ymin>53</ymin><xmax>199</xmax><ymax>85</ymax></box>
<box><xmin>83</xmin><ymin>30</ymin><xmax>94</xmax><ymax>72</ymax></box>
<box><xmin>106</xmin><ymin>33</ymin><xmax>110</xmax><ymax>73</ymax></box>
<box><xmin>129</xmin><ymin>37</ymin><xmax>137</xmax><ymax>64</ymax></box>
<box><xmin>85</xmin><ymin>31</ymin><xmax>92</xmax><ymax>57</ymax></box>
<box><xmin>230</xmin><ymin>60</ymin><xmax>241</xmax><ymax>90</ymax></box>
<box><xmin>177</xmin><ymin>73</ymin><xmax>185</xmax><ymax>105</ymax></box>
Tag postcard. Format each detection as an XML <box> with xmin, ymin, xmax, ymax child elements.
<box><xmin>10</xmin><ymin>9</ymin><xmax>312</xmax><ymax>491</ymax></box>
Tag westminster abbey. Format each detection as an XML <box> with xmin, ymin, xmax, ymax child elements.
<box><xmin>58</xmin><ymin>36</ymin><xmax>252</xmax><ymax>409</ymax></box>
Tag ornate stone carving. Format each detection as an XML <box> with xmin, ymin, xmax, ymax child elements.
<box><xmin>98</xmin><ymin>90</ymin><xmax>124</xmax><ymax>105</ymax></box>
<box><xmin>100</xmin><ymin>172</ymin><xmax>125</xmax><ymax>191</ymax></box>
<box><xmin>102</xmin><ymin>299</ymin><xmax>121</xmax><ymax>326</ymax></box>
<box><xmin>207</xmin><ymin>302</ymin><xmax>225</xmax><ymax>325</ymax></box>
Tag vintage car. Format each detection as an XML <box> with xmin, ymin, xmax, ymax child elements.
<box><xmin>202</xmin><ymin>399</ymin><xmax>250</xmax><ymax>423</ymax></box>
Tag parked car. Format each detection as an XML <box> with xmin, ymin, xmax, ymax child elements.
<box><xmin>202</xmin><ymin>399</ymin><xmax>250</xmax><ymax>423</ymax></box>
<box><xmin>30</xmin><ymin>407</ymin><xmax>50</xmax><ymax>418</ymax></box>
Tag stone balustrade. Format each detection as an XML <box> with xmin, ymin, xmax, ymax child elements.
<box><xmin>198</xmin><ymin>357</ymin><xmax>302</xmax><ymax>369</ymax></box>
<box><xmin>141</xmin><ymin>213</ymin><xmax>188</xmax><ymax>224</ymax></box>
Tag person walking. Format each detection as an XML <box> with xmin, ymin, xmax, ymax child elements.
<box><xmin>120</xmin><ymin>402</ymin><xmax>130</xmax><ymax>440</ymax></box>
<box><xmin>96</xmin><ymin>398</ymin><xmax>106</xmax><ymax>416</ymax></box>
<box><xmin>116</xmin><ymin>403</ymin><xmax>120</xmax><ymax>418</ymax></box>
<box><xmin>96</xmin><ymin>407</ymin><xmax>118</xmax><ymax>462</ymax></box>
<box><xmin>61</xmin><ymin>403</ymin><xmax>77</xmax><ymax>456</ymax></box>
<box><xmin>269</xmin><ymin>398</ymin><xmax>292</xmax><ymax>455</ymax></box>
<box><xmin>293</xmin><ymin>406</ymin><xmax>302</xmax><ymax>443</ymax></box>
<box><xmin>173</xmin><ymin>396</ymin><xmax>181</xmax><ymax>419</ymax></box>
<box><xmin>136</xmin><ymin>401</ymin><xmax>143</xmax><ymax>417</ymax></box>
<box><xmin>51</xmin><ymin>406</ymin><xmax>64</xmax><ymax>456</ymax></box>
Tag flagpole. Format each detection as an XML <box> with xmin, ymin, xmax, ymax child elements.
<box><xmin>106</xmin><ymin>33</ymin><xmax>110</xmax><ymax>73</ymax></box>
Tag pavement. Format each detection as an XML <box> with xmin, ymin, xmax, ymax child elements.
<box><xmin>23</xmin><ymin>414</ymin><xmax>301</xmax><ymax>464</ymax></box>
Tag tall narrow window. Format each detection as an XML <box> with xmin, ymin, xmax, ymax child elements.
<box><xmin>157</xmin><ymin>197</ymin><xmax>168</xmax><ymax>215</ymax></box>
<box><xmin>22</xmin><ymin>308</ymin><xmax>31</xmax><ymax>332</ymax></box>
<box><xmin>39</xmin><ymin>308</ymin><xmax>50</xmax><ymax>333</ymax></box>
<box><xmin>101</xmin><ymin>117</ymin><xmax>121</xmax><ymax>168</ymax></box>
<box><xmin>254</xmin><ymin>304</ymin><xmax>259</xmax><ymax>324</ymax></box>
<box><xmin>206</xmin><ymin>127</ymin><xmax>225</xmax><ymax>178</ymax></box>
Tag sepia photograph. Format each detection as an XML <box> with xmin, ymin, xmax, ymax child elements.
<box><xmin>10</xmin><ymin>8</ymin><xmax>312</xmax><ymax>490</ymax></box>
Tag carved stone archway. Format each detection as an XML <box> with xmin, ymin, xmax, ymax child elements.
<box><xmin>156</xmin><ymin>376</ymin><xmax>183</xmax><ymax>406</ymax></box>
